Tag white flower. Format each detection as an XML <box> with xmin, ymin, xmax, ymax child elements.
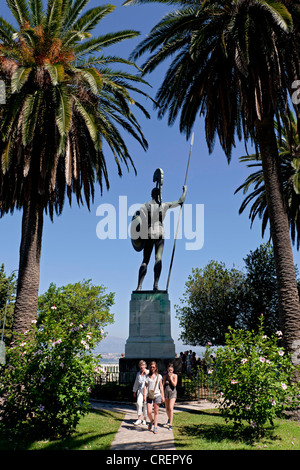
<box><xmin>259</xmin><ymin>357</ymin><xmax>266</xmax><ymax>363</ymax></box>
<box><xmin>241</xmin><ymin>358</ymin><xmax>248</xmax><ymax>364</ymax></box>
<box><xmin>51</xmin><ymin>305</ymin><xmax>57</xmax><ymax>310</ymax></box>
<box><xmin>278</xmin><ymin>350</ymin><xmax>284</xmax><ymax>356</ymax></box>
<box><xmin>276</xmin><ymin>331</ymin><xmax>283</xmax><ymax>337</ymax></box>
<box><xmin>281</xmin><ymin>382</ymin><xmax>287</xmax><ymax>390</ymax></box>
<box><xmin>271</xmin><ymin>400</ymin><xmax>276</xmax><ymax>406</ymax></box>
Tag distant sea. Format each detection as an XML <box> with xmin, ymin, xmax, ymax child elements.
<box><xmin>94</xmin><ymin>336</ymin><xmax>207</xmax><ymax>364</ymax></box>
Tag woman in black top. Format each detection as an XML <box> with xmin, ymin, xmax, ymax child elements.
<box><xmin>163</xmin><ymin>363</ymin><xmax>178</xmax><ymax>430</ymax></box>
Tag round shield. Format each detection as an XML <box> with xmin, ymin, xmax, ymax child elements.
<box><xmin>130</xmin><ymin>205</ymin><xmax>148</xmax><ymax>251</ymax></box>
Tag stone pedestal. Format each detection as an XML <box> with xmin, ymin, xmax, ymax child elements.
<box><xmin>125</xmin><ymin>290</ymin><xmax>175</xmax><ymax>358</ymax></box>
<box><xmin>119</xmin><ymin>290</ymin><xmax>180</xmax><ymax>384</ymax></box>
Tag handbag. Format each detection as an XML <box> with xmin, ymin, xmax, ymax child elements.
<box><xmin>148</xmin><ymin>374</ymin><xmax>158</xmax><ymax>400</ymax></box>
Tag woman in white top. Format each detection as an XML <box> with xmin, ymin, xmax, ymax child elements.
<box><xmin>144</xmin><ymin>361</ymin><xmax>165</xmax><ymax>434</ymax></box>
<box><xmin>133</xmin><ymin>360</ymin><xmax>149</xmax><ymax>425</ymax></box>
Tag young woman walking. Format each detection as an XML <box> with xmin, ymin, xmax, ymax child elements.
<box><xmin>133</xmin><ymin>360</ymin><xmax>149</xmax><ymax>425</ymax></box>
<box><xmin>144</xmin><ymin>361</ymin><xmax>165</xmax><ymax>434</ymax></box>
<box><xmin>163</xmin><ymin>363</ymin><xmax>178</xmax><ymax>430</ymax></box>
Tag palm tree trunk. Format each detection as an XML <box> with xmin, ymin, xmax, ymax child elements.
<box><xmin>255</xmin><ymin>116</ymin><xmax>300</xmax><ymax>371</ymax></box>
<box><xmin>12</xmin><ymin>198</ymin><xmax>43</xmax><ymax>335</ymax></box>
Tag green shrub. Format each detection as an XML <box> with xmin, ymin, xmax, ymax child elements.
<box><xmin>208</xmin><ymin>316</ymin><xmax>300</xmax><ymax>436</ymax></box>
<box><xmin>0</xmin><ymin>280</ymin><xmax>114</xmax><ymax>439</ymax></box>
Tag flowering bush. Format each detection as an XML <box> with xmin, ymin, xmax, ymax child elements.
<box><xmin>0</xmin><ymin>280</ymin><xmax>114</xmax><ymax>438</ymax></box>
<box><xmin>207</xmin><ymin>316</ymin><xmax>300</xmax><ymax>436</ymax></box>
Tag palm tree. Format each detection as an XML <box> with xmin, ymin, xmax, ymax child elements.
<box><xmin>0</xmin><ymin>0</ymin><xmax>150</xmax><ymax>334</ymax></box>
<box><xmin>124</xmin><ymin>0</ymin><xmax>300</xmax><ymax>359</ymax></box>
<box><xmin>236</xmin><ymin>111</ymin><xmax>300</xmax><ymax>249</ymax></box>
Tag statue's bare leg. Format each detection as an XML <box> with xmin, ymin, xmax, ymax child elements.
<box><xmin>153</xmin><ymin>238</ymin><xmax>164</xmax><ymax>291</ymax></box>
<box><xmin>137</xmin><ymin>241</ymin><xmax>153</xmax><ymax>290</ymax></box>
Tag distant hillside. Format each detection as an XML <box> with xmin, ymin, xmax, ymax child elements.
<box><xmin>95</xmin><ymin>335</ymin><xmax>206</xmax><ymax>357</ymax></box>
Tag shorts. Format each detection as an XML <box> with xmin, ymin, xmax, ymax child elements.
<box><xmin>164</xmin><ymin>389</ymin><xmax>177</xmax><ymax>400</ymax></box>
<box><xmin>146</xmin><ymin>395</ymin><xmax>162</xmax><ymax>405</ymax></box>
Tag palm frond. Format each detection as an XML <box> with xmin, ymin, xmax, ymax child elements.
<box><xmin>45</xmin><ymin>0</ymin><xmax>64</xmax><ymax>35</ymax></box>
<box><xmin>45</xmin><ymin>63</ymin><xmax>65</xmax><ymax>85</ymax></box>
<box><xmin>63</xmin><ymin>4</ymin><xmax>115</xmax><ymax>47</ymax></box>
<box><xmin>73</xmin><ymin>30</ymin><xmax>139</xmax><ymax>58</ymax></box>
<box><xmin>28</xmin><ymin>0</ymin><xmax>45</xmax><ymax>26</ymax></box>
<box><xmin>0</xmin><ymin>17</ymin><xmax>17</xmax><ymax>45</ymax></box>
<box><xmin>11</xmin><ymin>67</ymin><xmax>32</xmax><ymax>93</ymax></box>
<box><xmin>21</xmin><ymin>90</ymin><xmax>42</xmax><ymax>145</ymax></box>
<box><xmin>6</xmin><ymin>0</ymin><xmax>30</xmax><ymax>26</ymax></box>
<box><xmin>236</xmin><ymin>113</ymin><xmax>300</xmax><ymax>247</ymax></box>
<box><xmin>55</xmin><ymin>85</ymin><xmax>72</xmax><ymax>143</ymax></box>
<box><xmin>72</xmin><ymin>4</ymin><xmax>115</xmax><ymax>33</ymax></box>
<box><xmin>73</xmin><ymin>97</ymin><xmax>98</xmax><ymax>144</ymax></box>
<box><xmin>256</xmin><ymin>0</ymin><xmax>293</xmax><ymax>31</ymax></box>
<box><xmin>61</xmin><ymin>0</ymin><xmax>90</xmax><ymax>31</ymax></box>
<box><xmin>71</xmin><ymin>66</ymin><xmax>102</xmax><ymax>94</ymax></box>
<box><xmin>123</xmin><ymin>0</ymin><xmax>184</xmax><ymax>5</ymax></box>
<box><xmin>1</xmin><ymin>137</ymin><xmax>12</xmax><ymax>173</ymax></box>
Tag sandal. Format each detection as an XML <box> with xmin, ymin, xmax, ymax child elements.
<box><xmin>148</xmin><ymin>421</ymin><xmax>153</xmax><ymax>431</ymax></box>
<box><xmin>153</xmin><ymin>427</ymin><xmax>158</xmax><ymax>434</ymax></box>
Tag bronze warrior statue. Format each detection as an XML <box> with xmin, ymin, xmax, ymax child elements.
<box><xmin>130</xmin><ymin>168</ymin><xmax>186</xmax><ymax>291</ymax></box>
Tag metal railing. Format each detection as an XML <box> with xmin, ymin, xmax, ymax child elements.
<box><xmin>92</xmin><ymin>369</ymin><xmax>217</xmax><ymax>402</ymax></box>
<box><xmin>178</xmin><ymin>372</ymin><xmax>217</xmax><ymax>401</ymax></box>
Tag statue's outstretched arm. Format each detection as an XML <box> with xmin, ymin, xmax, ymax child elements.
<box><xmin>166</xmin><ymin>185</ymin><xmax>187</xmax><ymax>210</ymax></box>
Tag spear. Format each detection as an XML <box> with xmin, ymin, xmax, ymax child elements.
<box><xmin>166</xmin><ymin>132</ymin><xmax>194</xmax><ymax>291</ymax></box>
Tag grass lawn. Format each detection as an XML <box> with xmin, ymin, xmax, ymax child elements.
<box><xmin>173</xmin><ymin>408</ymin><xmax>300</xmax><ymax>450</ymax></box>
<box><xmin>1</xmin><ymin>407</ymin><xmax>300</xmax><ymax>450</ymax></box>
<box><xmin>0</xmin><ymin>409</ymin><xmax>125</xmax><ymax>450</ymax></box>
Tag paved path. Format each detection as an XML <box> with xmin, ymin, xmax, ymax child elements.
<box><xmin>90</xmin><ymin>400</ymin><xmax>217</xmax><ymax>451</ymax></box>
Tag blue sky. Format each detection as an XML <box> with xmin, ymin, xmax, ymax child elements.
<box><xmin>1</xmin><ymin>1</ymin><xmax>299</xmax><ymax>351</ymax></box>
